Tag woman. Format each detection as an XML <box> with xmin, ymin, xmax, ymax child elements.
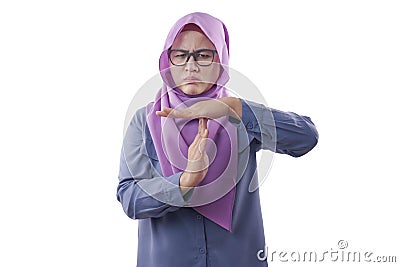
<box><xmin>117</xmin><ymin>12</ymin><xmax>318</xmax><ymax>267</ymax></box>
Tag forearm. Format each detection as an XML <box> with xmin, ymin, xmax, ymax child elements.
<box><xmin>117</xmin><ymin>169</ymin><xmax>188</xmax><ymax>219</ymax></box>
<box><xmin>117</xmin><ymin>108</ymin><xmax>191</xmax><ymax>219</ymax></box>
<box><xmin>218</xmin><ymin>97</ymin><xmax>242</xmax><ymax>119</ymax></box>
<box><xmin>240</xmin><ymin>99</ymin><xmax>318</xmax><ymax>156</ymax></box>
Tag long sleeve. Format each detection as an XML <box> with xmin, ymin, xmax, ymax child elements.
<box><xmin>116</xmin><ymin>107</ymin><xmax>190</xmax><ymax>220</ymax></box>
<box><xmin>240</xmin><ymin>99</ymin><xmax>319</xmax><ymax>157</ymax></box>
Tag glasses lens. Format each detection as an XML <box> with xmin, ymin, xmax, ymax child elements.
<box><xmin>195</xmin><ymin>50</ymin><xmax>214</xmax><ymax>66</ymax></box>
<box><xmin>169</xmin><ymin>50</ymin><xmax>215</xmax><ymax>66</ymax></box>
<box><xmin>169</xmin><ymin>50</ymin><xmax>188</xmax><ymax>66</ymax></box>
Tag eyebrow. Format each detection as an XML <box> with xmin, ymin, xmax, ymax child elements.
<box><xmin>169</xmin><ymin>48</ymin><xmax>215</xmax><ymax>51</ymax></box>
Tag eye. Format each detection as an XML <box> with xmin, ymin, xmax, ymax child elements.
<box><xmin>197</xmin><ymin>53</ymin><xmax>211</xmax><ymax>59</ymax></box>
<box><xmin>195</xmin><ymin>50</ymin><xmax>213</xmax><ymax>59</ymax></box>
<box><xmin>170</xmin><ymin>50</ymin><xmax>188</xmax><ymax>58</ymax></box>
<box><xmin>174</xmin><ymin>53</ymin><xmax>186</xmax><ymax>58</ymax></box>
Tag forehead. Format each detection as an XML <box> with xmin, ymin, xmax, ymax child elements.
<box><xmin>171</xmin><ymin>31</ymin><xmax>216</xmax><ymax>50</ymax></box>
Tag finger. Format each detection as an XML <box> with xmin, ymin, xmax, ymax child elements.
<box><xmin>199</xmin><ymin>118</ymin><xmax>205</xmax><ymax>131</ymax></box>
<box><xmin>190</xmin><ymin>119</ymin><xmax>208</xmax><ymax>152</ymax></box>
<box><xmin>199</xmin><ymin>118</ymin><xmax>208</xmax><ymax>137</ymax></box>
<box><xmin>202</xmin><ymin>128</ymin><xmax>209</xmax><ymax>138</ymax></box>
<box><xmin>198</xmin><ymin>118</ymin><xmax>205</xmax><ymax>134</ymax></box>
<box><xmin>200</xmin><ymin>119</ymin><xmax>207</xmax><ymax>137</ymax></box>
<box><xmin>156</xmin><ymin>110</ymin><xmax>167</xmax><ymax>117</ymax></box>
<box><xmin>198</xmin><ymin>119</ymin><xmax>209</xmax><ymax>151</ymax></box>
<box><xmin>191</xmin><ymin>129</ymin><xmax>202</xmax><ymax>147</ymax></box>
<box><xmin>156</xmin><ymin>107</ymin><xmax>178</xmax><ymax>118</ymax></box>
<box><xmin>199</xmin><ymin>118</ymin><xmax>202</xmax><ymax>133</ymax></box>
<box><xmin>155</xmin><ymin>108</ymin><xmax>171</xmax><ymax>117</ymax></box>
<box><xmin>199</xmin><ymin>135</ymin><xmax>208</xmax><ymax>152</ymax></box>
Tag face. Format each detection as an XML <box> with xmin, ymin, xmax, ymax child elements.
<box><xmin>169</xmin><ymin>30</ymin><xmax>221</xmax><ymax>95</ymax></box>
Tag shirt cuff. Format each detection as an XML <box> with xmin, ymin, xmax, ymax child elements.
<box><xmin>166</xmin><ymin>171</ymin><xmax>194</xmax><ymax>206</ymax></box>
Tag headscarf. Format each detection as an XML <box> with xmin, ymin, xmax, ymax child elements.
<box><xmin>146</xmin><ymin>12</ymin><xmax>237</xmax><ymax>232</ymax></box>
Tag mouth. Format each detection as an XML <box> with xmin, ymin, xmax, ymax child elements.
<box><xmin>183</xmin><ymin>76</ymin><xmax>201</xmax><ymax>83</ymax></box>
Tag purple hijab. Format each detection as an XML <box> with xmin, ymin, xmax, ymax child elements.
<box><xmin>146</xmin><ymin>12</ymin><xmax>238</xmax><ymax>232</ymax></box>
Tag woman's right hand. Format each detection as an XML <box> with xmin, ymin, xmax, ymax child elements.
<box><xmin>179</xmin><ymin>118</ymin><xmax>209</xmax><ymax>196</ymax></box>
<box><xmin>156</xmin><ymin>97</ymin><xmax>242</xmax><ymax>120</ymax></box>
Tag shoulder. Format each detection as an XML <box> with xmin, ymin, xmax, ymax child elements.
<box><xmin>132</xmin><ymin>106</ymin><xmax>148</xmax><ymax>126</ymax></box>
<box><xmin>129</xmin><ymin>102</ymin><xmax>156</xmax><ymax>128</ymax></box>
<box><xmin>125</xmin><ymin>105</ymin><xmax>151</xmax><ymax>140</ymax></box>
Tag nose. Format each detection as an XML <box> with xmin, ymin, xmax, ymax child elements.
<box><xmin>185</xmin><ymin>54</ymin><xmax>199</xmax><ymax>72</ymax></box>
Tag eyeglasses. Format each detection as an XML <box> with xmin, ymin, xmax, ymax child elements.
<box><xmin>168</xmin><ymin>49</ymin><xmax>218</xmax><ymax>66</ymax></box>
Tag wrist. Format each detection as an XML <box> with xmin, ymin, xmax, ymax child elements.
<box><xmin>221</xmin><ymin>97</ymin><xmax>242</xmax><ymax>119</ymax></box>
<box><xmin>180</xmin><ymin>172</ymin><xmax>199</xmax><ymax>196</ymax></box>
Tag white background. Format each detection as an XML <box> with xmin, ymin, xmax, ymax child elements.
<box><xmin>1</xmin><ymin>1</ymin><xmax>399</xmax><ymax>266</ymax></box>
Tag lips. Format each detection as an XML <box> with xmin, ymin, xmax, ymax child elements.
<box><xmin>184</xmin><ymin>76</ymin><xmax>200</xmax><ymax>83</ymax></box>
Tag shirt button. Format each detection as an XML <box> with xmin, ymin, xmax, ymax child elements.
<box><xmin>246</xmin><ymin>122</ymin><xmax>253</xmax><ymax>129</ymax></box>
<box><xmin>196</xmin><ymin>215</ymin><xmax>202</xmax><ymax>220</ymax></box>
<box><xmin>199</xmin><ymin>248</ymin><xmax>206</xmax><ymax>254</ymax></box>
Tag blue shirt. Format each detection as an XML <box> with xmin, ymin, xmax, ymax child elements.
<box><xmin>117</xmin><ymin>99</ymin><xmax>318</xmax><ymax>267</ymax></box>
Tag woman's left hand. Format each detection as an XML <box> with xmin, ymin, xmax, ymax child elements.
<box><xmin>156</xmin><ymin>97</ymin><xmax>242</xmax><ymax>119</ymax></box>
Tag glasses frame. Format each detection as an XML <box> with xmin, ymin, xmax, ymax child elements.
<box><xmin>168</xmin><ymin>49</ymin><xmax>218</xmax><ymax>67</ymax></box>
